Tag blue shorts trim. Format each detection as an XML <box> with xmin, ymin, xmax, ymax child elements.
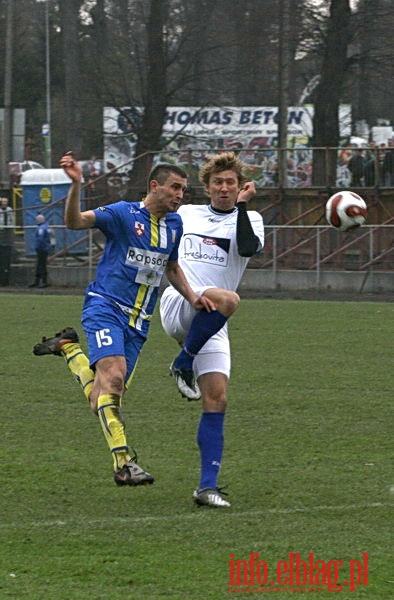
<box><xmin>81</xmin><ymin>294</ymin><xmax>146</xmax><ymax>382</ymax></box>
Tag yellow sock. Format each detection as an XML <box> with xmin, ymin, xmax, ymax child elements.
<box><xmin>61</xmin><ymin>342</ymin><xmax>95</xmax><ymax>400</ymax></box>
<box><xmin>97</xmin><ymin>393</ymin><xmax>131</xmax><ymax>470</ymax></box>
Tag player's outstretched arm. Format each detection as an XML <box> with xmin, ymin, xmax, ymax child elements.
<box><xmin>236</xmin><ymin>181</ymin><xmax>261</xmax><ymax>257</ymax></box>
<box><xmin>237</xmin><ymin>181</ymin><xmax>256</xmax><ymax>204</ymax></box>
<box><xmin>60</xmin><ymin>151</ymin><xmax>96</xmax><ymax>230</ymax></box>
<box><xmin>165</xmin><ymin>261</ymin><xmax>215</xmax><ymax>312</ymax></box>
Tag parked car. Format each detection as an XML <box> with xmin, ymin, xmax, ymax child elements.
<box><xmin>9</xmin><ymin>161</ymin><xmax>45</xmax><ymax>185</ymax></box>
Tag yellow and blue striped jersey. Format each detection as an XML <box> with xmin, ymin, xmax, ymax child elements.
<box><xmin>86</xmin><ymin>200</ymin><xmax>182</xmax><ymax>337</ymax></box>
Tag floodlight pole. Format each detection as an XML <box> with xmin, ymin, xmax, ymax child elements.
<box><xmin>1</xmin><ymin>0</ymin><xmax>14</xmax><ymax>187</ymax></box>
<box><xmin>44</xmin><ymin>0</ymin><xmax>52</xmax><ymax>168</ymax></box>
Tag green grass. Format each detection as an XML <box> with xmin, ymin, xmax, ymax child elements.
<box><xmin>0</xmin><ymin>294</ymin><xmax>392</xmax><ymax>599</ymax></box>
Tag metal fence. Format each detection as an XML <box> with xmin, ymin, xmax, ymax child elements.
<box><xmin>40</xmin><ymin>223</ymin><xmax>393</xmax><ymax>275</ymax></box>
<box><xmin>103</xmin><ymin>146</ymin><xmax>394</xmax><ymax>191</ymax></box>
<box><xmin>9</xmin><ymin>223</ymin><xmax>392</xmax><ymax>292</ymax></box>
<box><xmin>249</xmin><ymin>224</ymin><xmax>394</xmax><ymax>273</ymax></box>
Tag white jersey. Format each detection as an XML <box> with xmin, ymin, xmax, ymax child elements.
<box><xmin>175</xmin><ymin>203</ymin><xmax>264</xmax><ymax>291</ymax></box>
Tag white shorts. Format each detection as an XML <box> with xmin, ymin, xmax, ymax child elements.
<box><xmin>159</xmin><ymin>285</ymin><xmax>231</xmax><ymax>378</ymax></box>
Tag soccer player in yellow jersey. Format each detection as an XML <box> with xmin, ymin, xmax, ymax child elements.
<box><xmin>33</xmin><ymin>152</ymin><xmax>214</xmax><ymax>487</ymax></box>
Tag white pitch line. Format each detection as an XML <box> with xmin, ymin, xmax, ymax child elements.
<box><xmin>2</xmin><ymin>502</ymin><xmax>392</xmax><ymax>530</ymax></box>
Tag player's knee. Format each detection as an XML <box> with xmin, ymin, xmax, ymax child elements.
<box><xmin>202</xmin><ymin>393</ymin><xmax>227</xmax><ymax>413</ymax></box>
<box><xmin>204</xmin><ymin>288</ymin><xmax>240</xmax><ymax>317</ymax></box>
<box><xmin>221</xmin><ymin>291</ymin><xmax>240</xmax><ymax>316</ymax></box>
<box><xmin>96</xmin><ymin>360</ymin><xmax>126</xmax><ymax>396</ymax></box>
<box><xmin>107</xmin><ymin>371</ymin><xmax>125</xmax><ymax>395</ymax></box>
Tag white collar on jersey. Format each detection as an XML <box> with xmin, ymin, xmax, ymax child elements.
<box><xmin>208</xmin><ymin>204</ymin><xmax>237</xmax><ymax>215</ymax></box>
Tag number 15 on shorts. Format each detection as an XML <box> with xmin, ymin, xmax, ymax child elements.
<box><xmin>96</xmin><ymin>328</ymin><xmax>113</xmax><ymax>348</ymax></box>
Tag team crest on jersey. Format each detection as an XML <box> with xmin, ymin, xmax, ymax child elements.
<box><xmin>134</xmin><ymin>221</ymin><xmax>145</xmax><ymax>236</ymax></box>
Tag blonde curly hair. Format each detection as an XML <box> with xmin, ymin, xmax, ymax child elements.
<box><xmin>199</xmin><ymin>152</ymin><xmax>246</xmax><ymax>187</ymax></box>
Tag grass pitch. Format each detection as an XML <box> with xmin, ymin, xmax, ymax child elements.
<box><xmin>0</xmin><ymin>294</ymin><xmax>392</xmax><ymax>599</ymax></box>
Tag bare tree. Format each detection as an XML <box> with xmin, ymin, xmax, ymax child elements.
<box><xmin>59</xmin><ymin>0</ymin><xmax>84</xmax><ymax>156</ymax></box>
<box><xmin>0</xmin><ymin>0</ymin><xmax>13</xmax><ymax>184</ymax></box>
<box><xmin>278</xmin><ymin>0</ymin><xmax>292</xmax><ymax>187</ymax></box>
<box><xmin>2</xmin><ymin>0</ymin><xmax>393</xmax><ymax>182</ymax></box>
<box><xmin>312</xmin><ymin>0</ymin><xmax>351</xmax><ymax>186</ymax></box>
<box><xmin>354</xmin><ymin>0</ymin><xmax>394</xmax><ymax>127</ymax></box>
<box><xmin>85</xmin><ymin>0</ymin><xmax>220</xmax><ymax>193</ymax></box>
<box><xmin>126</xmin><ymin>0</ymin><xmax>168</xmax><ymax>192</ymax></box>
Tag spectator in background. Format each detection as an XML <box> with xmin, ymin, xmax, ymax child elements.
<box><xmin>29</xmin><ymin>213</ymin><xmax>54</xmax><ymax>288</ymax></box>
<box><xmin>377</xmin><ymin>144</ymin><xmax>387</xmax><ymax>185</ymax></box>
<box><xmin>364</xmin><ymin>149</ymin><xmax>376</xmax><ymax>187</ymax></box>
<box><xmin>87</xmin><ymin>155</ymin><xmax>101</xmax><ymax>178</ymax></box>
<box><xmin>338</xmin><ymin>147</ymin><xmax>352</xmax><ymax>167</ymax></box>
<box><xmin>383</xmin><ymin>146</ymin><xmax>394</xmax><ymax>187</ymax></box>
<box><xmin>0</xmin><ymin>196</ymin><xmax>15</xmax><ymax>286</ymax></box>
<box><xmin>86</xmin><ymin>155</ymin><xmax>102</xmax><ymax>190</ymax></box>
<box><xmin>348</xmin><ymin>149</ymin><xmax>365</xmax><ymax>187</ymax></box>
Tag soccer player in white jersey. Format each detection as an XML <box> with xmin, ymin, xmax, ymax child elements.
<box><xmin>160</xmin><ymin>152</ymin><xmax>264</xmax><ymax>507</ymax></box>
<box><xmin>33</xmin><ymin>152</ymin><xmax>214</xmax><ymax>487</ymax></box>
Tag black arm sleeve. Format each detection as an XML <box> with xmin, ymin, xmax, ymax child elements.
<box><xmin>236</xmin><ymin>202</ymin><xmax>260</xmax><ymax>257</ymax></box>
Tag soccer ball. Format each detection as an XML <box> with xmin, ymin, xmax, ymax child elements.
<box><xmin>325</xmin><ymin>191</ymin><xmax>367</xmax><ymax>231</ymax></box>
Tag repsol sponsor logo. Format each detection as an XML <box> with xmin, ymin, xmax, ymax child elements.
<box><xmin>125</xmin><ymin>247</ymin><xmax>169</xmax><ymax>269</ymax></box>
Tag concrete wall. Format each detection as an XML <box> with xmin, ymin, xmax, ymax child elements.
<box><xmin>11</xmin><ymin>263</ymin><xmax>394</xmax><ymax>294</ymax></box>
<box><xmin>239</xmin><ymin>269</ymin><xmax>394</xmax><ymax>294</ymax></box>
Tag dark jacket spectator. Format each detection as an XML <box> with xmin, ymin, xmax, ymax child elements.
<box><xmin>29</xmin><ymin>214</ymin><xmax>54</xmax><ymax>288</ymax></box>
<box><xmin>0</xmin><ymin>196</ymin><xmax>15</xmax><ymax>285</ymax></box>
<box><xmin>383</xmin><ymin>147</ymin><xmax>394</xmax><ymax>187</ymax></box>
<box><xmin>348</xmin><ymin>149</ymin><xmax>365</xmax><ymax>187</ymax></box>
<box><xmin>364</xmin><ymin>150</ymin><xmax>376</xmax><ymax>187</ymax></box>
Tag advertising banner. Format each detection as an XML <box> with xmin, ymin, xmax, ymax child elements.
<box><xmin>103</xmin><ymin>105</ymin><xmax>352</xmax><ymax>188</ymax></box>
